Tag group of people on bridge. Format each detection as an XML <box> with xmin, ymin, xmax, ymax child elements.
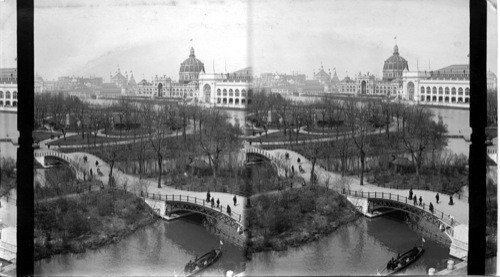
<box><xmin>205</xmin><ymin>190</ymin><xmax>238</xmax><ymax>217</ymax></box>
<box><xmin>408</xmin><ymin>188</ymin><xmax>455</xmax><ymax>216</ymax></box>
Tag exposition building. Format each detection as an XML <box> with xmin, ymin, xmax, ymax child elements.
<box><xmin>0</xmin><ymin>68</ymin><xmax>17</xmax><ymax>110</ymax></box>
<box><xmin>134</xmin><ymin>46</ymin><xmax>252</xmax><ymax>108</ymax></box>
<box><xmin>336</xmin><ymin>44</ymin><xmax>470</xmax><ymax>108</ymax></box>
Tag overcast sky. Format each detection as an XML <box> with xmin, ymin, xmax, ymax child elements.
<box><xmin>0</xmin><ymin>0</ymin><xmax>496</xmax><ymax>80</ymax></box>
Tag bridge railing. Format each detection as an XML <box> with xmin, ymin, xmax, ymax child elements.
<box><xmin>341</xmin><ymin>188</ymin><xmax>459</xmax><ymax>227</ymax></box>
<box><xmin>139</xmin><ymin>191</ymin><xmax>243</xmax><ymax>225</ymax></box>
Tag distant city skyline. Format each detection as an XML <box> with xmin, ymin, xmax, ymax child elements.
<box><xmin>1</xmin><ymin>0</ymin><xmax>493</xmax><ymax>81</ymax></box>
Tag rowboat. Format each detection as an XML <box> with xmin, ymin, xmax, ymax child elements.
<box><xmin>380</xmin><ymin>246</ymin><xmax>425</xmax><ymax>275</ymax></box>
<box><xmin>184</xmin><ymin>248</ymin><xmax>222</xmax><ymax>277</ymax></box>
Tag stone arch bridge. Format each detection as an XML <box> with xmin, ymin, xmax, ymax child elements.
<box><xmin>242</xmin><ymin>144</ymin><xmax>292</xmax><ymax>177</ymax></box>
<box><xmin>34</xmin><ymin>149</ymin><xmax>87</xmax><ymax>180</ymax></box>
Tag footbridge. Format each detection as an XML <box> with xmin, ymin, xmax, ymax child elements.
<box><xmin>34</xmin><ymin>149</ymin><xmax>87</xmax><ymax>180</ymax></box>
<box><xmin>342</xmin><ymin>189</ymin><xmax>468</xmax><ymax>260</ymax></box>
<box><xmin>139</xmin><ymin>191</ymin><xmax>246</xmax><ymax>246</ymax></box>
<box><xmin>242</xmin><ymin>143</ymin><xmax>292</xmax><ymax>177</ymax></box>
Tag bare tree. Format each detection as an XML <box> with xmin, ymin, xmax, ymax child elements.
<box><xmin>198</xmin><ymin>109</ymin><xmax>241</xmax><ymax>189</ymax></box>
<box><xmin>143</xmin><ymin>103</ymin><xmax>171</xmax><ymax>188</ymax></box>
<box><xmin>345</xmin><ymin>100</ymin><xmax>371</xmax><ymax>186</ymax></box>
<box><xmin>399</xmin><ymin>105</ymin><xmax>447</xmax><ymax>176</ymax></box>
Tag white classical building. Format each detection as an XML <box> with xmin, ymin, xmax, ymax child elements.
<box><xmin>198</xmin><ymin>67</ymin><xmax>252</xmax><ymax>109</ymax></box>
<box><xmin>0</xmin><ymin>68</ymin><xmax>17</xmax><ymax>109</ymax></box>
<box><xmin>401</xmin><ymin>64</ymin><xmax>470</xmax><ymax>106</ymax></box>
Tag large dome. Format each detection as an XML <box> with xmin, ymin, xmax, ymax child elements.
<box><xmin>383</xmin><ymin>45</ymin><xmax>409</xmax><ymax>81</ymax></box>
<box><xmin>179</xmin><ymin>47</ymin><xmax>205</xmax><ymax>84</ymax></box>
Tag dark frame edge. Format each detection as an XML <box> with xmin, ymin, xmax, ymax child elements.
<box><xmin>468</xmin><ymin>0</ymin><xmax>487</xmax><ymax>275</ymax></box>
<box><xmin>17</xmin><ymin>0</ymin><xmax>35</xmax><ymax>275</ymax></box>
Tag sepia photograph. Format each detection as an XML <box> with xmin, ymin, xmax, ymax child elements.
<box><xmin>0</xmin><ymin>0</ymin><xmax>496</xmax><ymax>275</ymax></box>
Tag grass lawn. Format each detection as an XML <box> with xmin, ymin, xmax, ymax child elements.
<box><xmin>48</xmin><ymin>134</ymin><xmax>130</xmax><ymax>146</ymax></box>
<box><xmin>33</xmin><ymin>130</ymin><xmax>63</xmax><ymax>143</ymax></box>
<box><xmin>303</xmin><ymin>125</ymin><xmax>351</xmax><ymax>134</ymax></box>
<box><xmin>245</xmin><ymin>130</ymin><xmax>333</xmax><ymax>143</ymax></box>
<box><xmin>103</xmin><ymin>128</ymin><xmax>164</xmax><ymax>137</ymax></box>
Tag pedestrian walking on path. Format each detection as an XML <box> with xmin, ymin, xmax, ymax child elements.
<box><xmin>448</xmin><ymin>195</ymin><xmax>454</xmax><ymax>205</ymax></box>
<box><xmin>233</xmin><ymin>195</ymin><xmax>237</xmax><ymax>206</ymax></box>
<box><xmin>419</xmin><ymin>196</ymin><xmax>422</xmax><ymax>206</ymax></box>
<box><xmin>216</xmin><ymin>198</ymin><xmax>220</xmax><ymax>208</ymax></box>
<box><xmin>429</xmin><ymin>202</ymin><xmax>434</xmax><ymax>214</ymax></box>
<box><xmin>435</xmin><ymin>193</ymin><xmax>440</xmax><ymax>203</ymax></box>
<box><xmin>227</xmin><ymin>205</ymin><xmax>231</xmax><ymax>216</ymax></box>
<box><xmin>211</xmin><ymin>197</ymin><xmax>215</xmax><ymax>208</ymax></box>
<box><xmin>450</xmin><ymin>215</ymin><xmax>454</xmax><ymax>225</ymax></box>
<box><xmin>246</xmin><ymin>198</ymin><xmax>251</xmax><ymax>208</ymax></box>
<box><xmin>409</xmin><ymin>188</ymin><xmax>413</xmax><ymax>200</ymax></box>
<box><xmin>207</xmin><ymin>190</ymin><xmax>211</xmax><ymax>202</ymax></box>
<box><xmin>413</xmin><ymin>195</ymin><xmax>417</xmax><ymax>205</ymax></box>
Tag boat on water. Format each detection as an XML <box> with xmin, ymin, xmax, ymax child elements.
<box><xmin>379</xmin><ymin>244</ymin><xmax>425</xmax><ymax>275</ymax></box>
<box><xmin>184</xmin><ymin>248</ymin><xmax>222</xmax><ymax>277</ymax></box>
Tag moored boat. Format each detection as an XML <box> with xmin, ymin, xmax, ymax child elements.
<box><xmin>184</xmin><ymin>248</ymin><xmax>222</xmax><ymax>277</ymax></box>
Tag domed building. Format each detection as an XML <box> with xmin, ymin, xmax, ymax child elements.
<box><xmin>179</xmin><ymin>47</ymin><xmax>205</xmax><ymax>84</ymax></box>
<box><xmin>383</xmin><ymin>45</ymin><xmax>409</xmax><ymax>81</ymax></box>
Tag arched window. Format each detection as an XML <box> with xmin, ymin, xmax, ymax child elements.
<box><xmin>235</xmin><ymin>89</ymin><xmax>240</xmax><ymax>97</ymax></box>
<box><xmin>13</xmin><ymin>92</ymin><xmax>17</xmax><ymax>99</ymax></box>
<box><xmin>445</xmin><ymin>87</ymin><xmax>450</xmax><ymax>95</ymax></box>
<box><xmin>223</xmin><ymin>89</ymin><xmax>227</xmax><ymax>96</ymax></box>
<box><xmin>452</xmin><ymin>88</ymin><xmax>456</xmax><ymax>95</ymax></box>
<box><xmin>420</xmin><ymin>87</ymin><xmax>425</xmax><ymax>94</ymax></box>
<box><xmin>5</xmin><ymin>91</ymin><xmax>10</xmax><ymax>98</ymax></box>
<box><xmin>241</xmin><ymin>89</ymin><xmax>246</xmax><ymax>96</ymax></box>
<box><xmin>432</xmin><ymin>87</ymin><xmax>437</xmax><ymax>94</ymax></box>
<box><xmin>465</xmin><ymin>88</ymin><xmax>470</xmax><ymax>96</ymax></box>
<box><xmin>229</xmin><ymin>89</ymin><xmax>233</xmax><ymax>97</ymax></box>
<box><xmin>458</xmin><ymin>88</ymin><xmax>463</xmax><ymax>95</ymax></box>
<box><xmin>438</xmin><ymin>87</ymin><xmax>443</xmax><ymax>94</ymax></box>
<box><xmin>217</xmin><ymin>89</ymin><xmax>221</xmax><ymax>96</ymax></box>
<box><xmin>426</xmin><ymin>87</ymin><xmax>431</xmax><ymax>94</ymax></box>
<box><xmin>0</xmin><ymin>91</ymin><xmax>3</xmax><ymax>98</ymax></box>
